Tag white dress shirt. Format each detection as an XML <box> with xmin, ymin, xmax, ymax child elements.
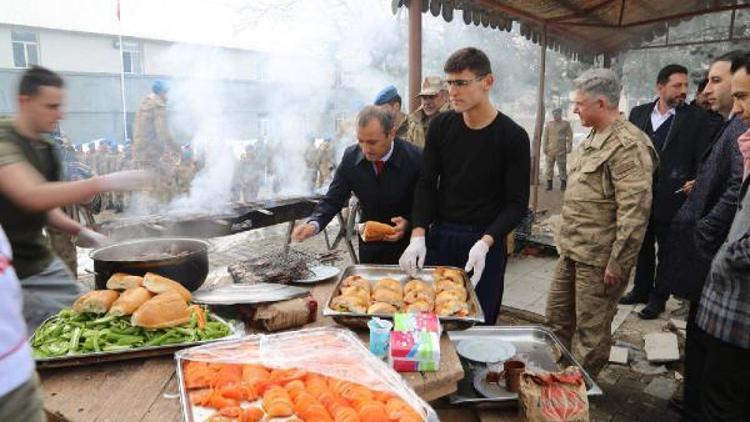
<box><xmin>651</xmin><ymin>103</ymin><xmax>676</xmax><ymax>131</ymax></box>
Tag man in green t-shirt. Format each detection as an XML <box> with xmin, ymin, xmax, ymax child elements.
<box><xmin>0</xmin><ymin>66</ymin><xmax>151</xmax><ymax>329</ymax></box>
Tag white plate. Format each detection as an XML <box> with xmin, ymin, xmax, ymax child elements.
<box><xmin>473</xmin><ymin>367</ymin><xmax>514</xmax><ymax>398</ymax></box>
<box><xmin>456</xmin><ymin>338</ymin><xmax>516</xmax><ymax>363</ymax></box>
<box><xmin>293</xmin><ymin>265</ymin><xmax>341</xmax><ymax>284</ymax></box>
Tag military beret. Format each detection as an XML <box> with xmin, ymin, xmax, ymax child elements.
<box><xmin>373</xmin><ymin>85</ymin><xmax>400</xmax><ymax>105</ymax></box>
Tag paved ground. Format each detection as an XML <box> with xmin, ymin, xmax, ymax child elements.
<box><xmin>76</xmin><ymin>208</ymin><xmax>687</xmax><ymax>420</ymax></box>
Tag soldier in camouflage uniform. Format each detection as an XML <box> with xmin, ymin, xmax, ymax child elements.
<box><xmin>133</xmin><ymin>80</ymin><xmax>180</xmax><ymax>203</ymax></box>
<box><xmin>542</xmin><ymin>108</ymin><xmax>574</xmax><ymax>191</ymax></box>
<box><xmin>406</xmin><ymin>76</ymin><xmax>451</xmax><ymax>149</ymax></box>
<box><xmin>316</xmin><ymin>138</ymin><xmax>336</xmax><ymax>189</ymax></box>
<box><xmin>546</xmin><ymin>69</ymin><xmax>657</xmax><ymax>374</ymax></box>
<box><xmin>373</xmin><ymin>85</ymin><xmax>408</xmax><ymax>139</ymax></box>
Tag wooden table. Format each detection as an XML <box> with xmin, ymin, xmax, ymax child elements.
<box><xmin>40</xmin><ymin>277</ymin><xmax>465</xmax><ymax>421</ymax></box>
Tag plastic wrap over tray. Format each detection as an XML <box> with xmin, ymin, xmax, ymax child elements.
<box><xmin>175</xmin><ymin>326</ymin><xmax>438</xmax><ymax>421</ymax></box>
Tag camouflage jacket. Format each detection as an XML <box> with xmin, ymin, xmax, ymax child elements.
<box><xmin>557</xmin><ymin>117</ymin><xmax>657</xmax><ymax>279</ymax></box>
<box><xmin>395</xmin><ymin>111</ymin><xmax>408</xmax><ymax>139</ymax></box>
<box><xmin>543</xmin><ymin>119</ymin><xmax>573</xmax><ymax>157</ymax></box>
<box><xmin>133</xmin><ymin>94</ymin><xmax>176</xmax><ymax>162</ymax></box>
<box><xmin>406</xmin><ymin>102</ymin><xmax>452</xmax><ymax>149</ymax></box>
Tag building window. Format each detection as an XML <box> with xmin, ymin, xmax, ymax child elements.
<box><xmin>258</xmin><ymin>113</ymin><xmax>269</xmax><ymax>138</ymax></box>
<box><xmin>12</xmin><ymin>31</ymin><xmax>39</xmax><ymax>68</ymax></box>
<box><xmin>121</xmin><ymin>40</ymin><xmax>142</xmax><ymax>74</ymax></box>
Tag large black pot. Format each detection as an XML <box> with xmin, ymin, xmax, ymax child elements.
<box><xmin>90</xmin><ymin>238</ymin><xmax>210</xmax><ymax>291</ymax></box>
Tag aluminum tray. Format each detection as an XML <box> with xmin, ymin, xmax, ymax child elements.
<box><xmin>32</xmin><ymin>314</ymin><xmax>240</xmax><ymax>369</ymax></box>
<box><xmin>447</xmin><ymin>326</ymin><xmax>603</xmax><ymax>406</ymax></box>
<box><xmin>323</xmin><ymin>265</ymin><xmax>485</xmax><ymax>330</ymax></box>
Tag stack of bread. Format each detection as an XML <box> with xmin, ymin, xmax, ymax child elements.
<box><xmin>72</xmin><ymin>272</ymin><xmax>202</xmax><ymax>329</ymax></box>
<box><xmin>329</xmin><ymin>267</ymin><xmax>470</xmax><ymax>317</ymax></box>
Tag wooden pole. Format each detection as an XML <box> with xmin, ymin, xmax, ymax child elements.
<box><xmin>408</xmin><ymin>0</ymin><xmax>422</xmax><ymax>113</ymax></box>
<box><xmin>531</xmin><ymin>24</ymin><xmax>547</xmax><ymax>215</ymax></box>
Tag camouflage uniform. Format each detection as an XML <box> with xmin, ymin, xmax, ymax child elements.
<box><xmin>316</xmin><ymin>140</ymin><xmax>335</xmax><ymax>189</ymax></box>
<box><xmin>546</xmin><ymin>117</ymin><xmax>657</xmax><ymax>373</ymax></box>
<box><xmin>395</xmin><ymin>110</ymin><xmax>408</xmax><ymax>140</ymax></box>
<box><xmin>543</xmin><ymin>119</ymin><xmax>574</xmax><ymax>182</ymax></box>
<box><xmin>133</xmin><ymin>93</ymin><xmax>179</xmax><ymax>202</ymax></box>
<box><xmin>406</xmin><ymin>101</ymin><xmax>451</xmax><ymax>149</ymax></box>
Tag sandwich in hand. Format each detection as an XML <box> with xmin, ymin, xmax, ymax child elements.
<box><xmin>73</xmin><ymin>290</ymin><xmax>120</xmax><ymax>314</ymax></box>
<box><xmin>143</xmin><ymin>272</ymin><xmax>192</xmax><ymax>301</ymax></box>
<box><xmin>106</xmin><ymin>273</ymin><xmax>145</xmax><ymax>290</ymax></box>
<box><xmin>131</xmin><ymin>291</ymin><xmax>191</xmax><ymax>329</ymax></box>
<box><xmin>108</xmin><ymin>287</ymin><xmax>154</xmax><ymax>317</ymax></box>
<box><xmin>360</xmin><ymin>221</ymin><xmax>396</xmax><ymax>242</ymax></box>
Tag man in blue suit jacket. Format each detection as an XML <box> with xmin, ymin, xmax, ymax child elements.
<box><xmin>292</xmin><ymin>105</ymin><xmax>422</xmax><ymax>264</ymax></box>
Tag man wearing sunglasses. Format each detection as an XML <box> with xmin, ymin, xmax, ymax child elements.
<box><xmin>400</xmin><ymin>47</ymin><xmax>530</xmax><ymax>325</ymax></box>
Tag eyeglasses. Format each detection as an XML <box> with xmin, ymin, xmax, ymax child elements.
<box><xmin>445</xmin><ymin>75</ymin><xmax>487</xmax><ymax>87</ymax></box>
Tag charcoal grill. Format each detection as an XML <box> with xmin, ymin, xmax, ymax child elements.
<box><xmin>98</xmin><ymin>195</ymin><xmax>358</xmax><ymax>261</ymax></box>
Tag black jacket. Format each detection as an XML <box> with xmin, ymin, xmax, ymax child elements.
<box><xmin>629</xmin><ymin>101</ymin><xmax>723</xmax><ymax>223</ymax></box>
<box><xmin>662</xmin><ymin>115</ymin><xmax>748</xmax><ymax>301</ymax></box>
<box><xmin>308</xmin><ymin>138</ymin><xmax>422</xmax><ymax>262</ymax></box>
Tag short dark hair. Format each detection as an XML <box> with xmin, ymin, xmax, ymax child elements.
<box><xmin>657</xmin><ymin>64</ymin><xmax>688</xmax><ymax>85</ymax></box>
<box><xmin>713</xmin><ymin>50</ymin><xmax>748</xmax><ymax>66</ymax></box>
<box><xmin>696</xmin><ymin>77</ymin><xmax>708</xmax><ymax>93</ymax></box>
<box><xmin>357</xmin><ymin>105</ymin><xmax>395</xmax><ymax>134</ymax></box>
<box><xmin>444</xmin><ymin>47</ymin><xmax>492</xmax><ymax>76</ymax></box>
<box><xmin>19</xmin><ymin>66</ymin><xmax>64</xmax><ymax>97</ymax></box>
<box><xmin>730</xmin><ymin>51</ymin><xmax>750</xmax><ymax>75</ymax></box>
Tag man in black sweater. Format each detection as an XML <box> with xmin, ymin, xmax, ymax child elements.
<box><xmin>293</xmin><ymin>105</ymin><xmax>422</xmax><ymax>264</ymax></box>
<box><xmin>399</xmin><ymin>47</ymin><xmax>530</xmax><ymax>325</ymax></box>
<box><xmin>621</xmin><ymin>64</ymin><xmax>722</xmax><ymax>319</ymax></box>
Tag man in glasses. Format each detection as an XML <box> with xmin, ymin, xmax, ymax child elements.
<box><xmin>400</xmin><ymin>47</ymin><xmax>530</xmax><ymax>325</ymax></box>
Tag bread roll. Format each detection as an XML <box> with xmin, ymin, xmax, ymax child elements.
<box><xmin>436</xmin><ymin>286</ymin><xmax>467</xmax><ymax>303</ymax></box>
<box><xmin>108</xmin><ymin>287</ymin><xmax>154</xmax><ymax>317</ymax></box>
<box><xmin>341</xmin><ymin>285</ymin><xmax>370</xmax><ymax>302</ymax></box>
<box><xmin>404</xmin><ymin>279</ymin><xmax>430</xmax><ymax>294</ymax></box>
<box><xmin>131</xmin><ymin>291</ymin><xmax>191</xmax><ymax>329</ymax></box>
<box><xmin>106</xmin><ymin>273</ymin><xmax>145</xmax><ymax>290</ymax></box>
<box><xmin>330</xmin><ymin>294</ymin><xmax>368</xmax><ymax>313</ymax></box>
<box><xmin>436</xmin><ymin>278</ymin><xmax>463</xmax><ymax>293</ymax></box>
<box><xmin>372</xmin><ymin>288</ymin><xmax>403</xmax><ymax>307</ymax></box>
<box><xmin>367</xmin><ymin>302</ymin><xmax>399</xmax><ymax>315</ymax></box>
<box><xmin>361</xmin><ymin>221</ymin><xmax>396</xmax><ymax>242</ymax></box>
<box><xmin>436</xmin><ymin>300</ymin><xmax>469</xmax><ymax>317</ymax></box>
<box><xmin>342</xmin><ymin>276</ymin><xmax>371</xmax><ymax>292</ymax></box>
<box><xmin>404</xmin><ymin>301</ymin><xmax>432</xmax><ymax>313</ymax></box>
<box><xmin>404</xmin><ymin>287</ymin><xmax>435</xmax><ymax>304</ymax></box>
<box><xmin>73</xmin><ymin>290</ymin><xmax>120</xmax><ymax>314</ymax></box>
<box><xmin>374</xmin><ymin>278</ymin><xmax>402</xmax><ymax>294</ymax></box>
<box><xmin>143</xmin><ymin>272</ymin><xmax>192</xmax><ymax>301</ymax></box>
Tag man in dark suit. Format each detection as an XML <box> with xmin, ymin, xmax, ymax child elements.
<box><xmin>292</xmin><ymin>105</ymin><xmax>422</xmax><ymax>264</ymax></box>
<box><xmin>661</xmin><ymin>50</ymin><xmax>749</xmax><ymax>419</ymax></box>
<box><xmin>621</xmin><ymin>64</ymin><xmax>723</xmax><ymax>319</ymax></box>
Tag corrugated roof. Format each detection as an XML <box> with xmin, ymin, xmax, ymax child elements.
<box><xmin>394</xmin><ymin>0</ymin><xmax>750</xmax><ymax>63</ymax></box>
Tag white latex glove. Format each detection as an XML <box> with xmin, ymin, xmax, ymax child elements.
<box><xmin>76</xmin><ymin>228</ymin><xmax>109</xmax><ymax>248</ymax></box>
<box><xmin>97</xmin><ymin>170</ymin><xmax>153</xmax><ymax>192</ymax></box>
<box><xmin>465</xmin><ymin>239</ymin><xmax>490</xmax><ymax>287</ymax></box>
<box><xmin>399</xmin><ymin>236</ymin><xmax>426</xmax><ymax>276</ymax></box>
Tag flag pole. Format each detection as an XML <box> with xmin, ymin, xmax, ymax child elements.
<box><xmin>117</xmin><ymin>0</ymin><xmax>129</xmax><ymax>144</ymax></box>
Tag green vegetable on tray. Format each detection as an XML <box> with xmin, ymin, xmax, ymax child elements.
<box><xmin>31</xmin><ymin>308</ymin><xmax>231</xmax><ymax>358</ymax></box>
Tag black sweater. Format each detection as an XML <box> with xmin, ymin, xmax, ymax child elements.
<box><xmin>412</xmin><ymin>111</ymin><xmax>530</xmax><ymax>241</ymax></box>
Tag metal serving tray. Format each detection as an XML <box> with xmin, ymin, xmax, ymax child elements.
<box><xmin>447</xmin><ymin>326</ymin><xmax>603</xmax><ymax>406</ymax></box>
<box><xmin>323</xmin><ymin>265</ymin><xmax>485</xmax><ymax>330</ymax></box>
<box><xmin>32</xmin><ymin>314</ymin><xmax>240</xmax><ymax>369</ymax></box>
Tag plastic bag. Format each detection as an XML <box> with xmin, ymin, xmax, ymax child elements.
<box><xmin>518</xmin><ymin>366</ymin><xmax>589</xmax><ymax>422</ymax></box>
<box><xmin>176</xmin><ymin>326</ymin><xmax>438</xmax><ymax>422</ymax></box>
